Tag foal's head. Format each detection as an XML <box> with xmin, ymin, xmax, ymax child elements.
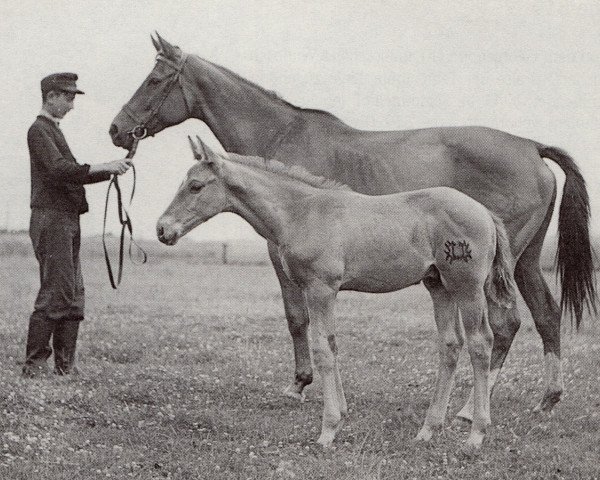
<box><xmin>157</xmin><ymin>137</ymin><xmax>228</xmax><ymax>245</ymax></box>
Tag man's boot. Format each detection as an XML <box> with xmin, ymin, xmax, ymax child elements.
<box><xmin>53</xmin><ymin>319</ymin><xmax>81</xmax><ymax>375</ymax></box>
<box><xmin>23</xmin><ymin>315</ymin><xmax>54</xmax><ymax>377</ymax></box>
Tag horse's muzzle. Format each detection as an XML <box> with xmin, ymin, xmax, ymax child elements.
<box><xmin>109</xmin><ymin>123</ymin><xmax>135</xmax><ymax>150</ymax></box>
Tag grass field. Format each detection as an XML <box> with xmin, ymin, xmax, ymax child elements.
<box><xmin>0</xmin><ymin>239</ymin><xmax>599</xmax><ymax>479</ymax></box>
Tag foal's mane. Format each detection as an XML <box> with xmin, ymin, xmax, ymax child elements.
<box><xmin>225</xmin><ymin>153</ymin><xmax>351</xmax><ymax>192</ymax></box>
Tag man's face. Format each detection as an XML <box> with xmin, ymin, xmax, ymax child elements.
<box><xmin>46</xmin><ymin>90</ymin><xmax>76</xmax><ymax>119</ymax></box>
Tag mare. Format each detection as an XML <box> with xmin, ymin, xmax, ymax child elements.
<box><xmin>110</xmin><ymin>34</ymin><xmax>596</xmax><ymax>419</ymax></box>
<box><xmin>156</xmin><ymin>136</ymin><xmax>517</xmax><ymax>448</ymax></box>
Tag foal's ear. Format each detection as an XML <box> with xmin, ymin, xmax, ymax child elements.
<box><xmin>188</xmin><ymin>136</ymin><xmax>220</xmax><ymax>169</ymax></box>
<box><xmin>194</xmin><ymin>135</ymin><xmax>220</xmax><ymax>167</ymax></box>
<box><xmin>188</xmin><ymin>135</ymin><xmax>205</xmax><ymax>161</ymax></box>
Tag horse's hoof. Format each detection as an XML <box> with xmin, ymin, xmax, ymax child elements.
<box><xmin>414</xmin><ymin>425</ymin><xmax>435</xmax><ymax>443</ymax></box>
<box><xmin>452</xmin><ymin>416</ymin><xmax>472</xmax><ymax>428</ymax></box>
<box><xmin>282</xmin><ymin>385</ymin><xmax>306</xmax><ymax>402</ymax></box>
<box><xmin>463</xmin><ymin>432</ymin><xmax>484</xmax><ymax>454</ymax></box>
<box><xmin>316</xmin><ymin>431</ymin><xmax>336</xmax><ymax>448</ymax></box>
<box><xmin>532</xmin><ymin>389</ymin><xmax>561</xmax><ymax>413</ymax></box>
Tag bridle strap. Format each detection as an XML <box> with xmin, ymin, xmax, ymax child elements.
<box><xmin>121</xmin><ymin>53</ymin><xmax>191</xmax><ymax>136</ymax></box>
<box><xmin>102</xmin><ymin>138</ymin><xmax>147</xmax><ymax>289</ymax></box>
<box><xmin>103</xmin><ymin>52</ymin><xmax>190</xmax><ymax>289</ymax></box>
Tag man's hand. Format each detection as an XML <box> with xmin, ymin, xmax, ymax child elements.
<box><xmin>105</xmin><ymin>159</ymin><xmax>133</xmax><ymax>175</ymax></box>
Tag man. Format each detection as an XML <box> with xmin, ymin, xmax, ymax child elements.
<box><xmin>23</xmin><ymin>72</ymin><xmax>132</xmax><ymax>377</ymax></box>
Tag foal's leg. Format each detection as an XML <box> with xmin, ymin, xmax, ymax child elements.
<box><xmin>459</xmin><ymin>291</ymin><xmax>494</xmax><ymax>448</ymax></box>
<box><xmin>304</xmin><ymin>284</ymin><xmax>345</xmax><ymax>447</ymax></box>
<box><xmin>455</xmin><ymin>302</ymin><xmax>521</xmax><ymax>422</ymax></box>
<box><xmin>268</xmin><ymin>243</ymin><xmax>313</xmax><ymax>400</ymax></box>
<box><xmin>416</xmin><ymin>286</ymin><xmax>463</xmax><ymax>442</ymax></box>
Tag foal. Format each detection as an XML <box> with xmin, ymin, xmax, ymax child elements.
<box><xmin>157</xmin><ymin>136</ymin><xmax>516</xmax><ymax>449</ymax></box>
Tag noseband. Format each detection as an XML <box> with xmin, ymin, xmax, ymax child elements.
<box><xmin>122</xmin><ymin>52</ymin><xmax>191</xmax><ymax>140</ymax></box>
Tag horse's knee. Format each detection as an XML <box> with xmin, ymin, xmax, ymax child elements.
<box><xmin>287</xmin><ymin>317</ymin><xmax>308</xmax><ymax>337</ymax></box>
<box><xmin>492</xmin><ymin>307</ymin><xmax>520</xmax><ymax>347</ymax></box>
<box><xmin>440</xmin><ymin>329</ymin><xmax>462</xmax><ymax>365</ymax></box>
<box><xmin>313</xmin><ymin>349</ymin><xmax>334</xmax><ymax>372</ymax></box>
<box><xmin>440</xmin><ymin>342</ymin><xmax>461</xmax><ymax>369</ymax></box>
<box><xmin>312</xmin><ymin>341</ymin><xmax>335</xmax><ymax>373</ymax></box>
<box><xmin>466</xmin><ymin>335</ymin><xmax>492</xmax><ymax>367</ymax></box>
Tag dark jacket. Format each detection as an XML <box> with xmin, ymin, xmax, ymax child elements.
<box><xmin>28</xmin><ymin>115</ymin><xmax>110</xmax><ymax>214</ymax></box>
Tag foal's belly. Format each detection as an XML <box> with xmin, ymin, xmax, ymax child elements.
<box><xmin>340</xmin><ymin>257</ymin><xmax>430</xmax><ymax>293</ymax></box>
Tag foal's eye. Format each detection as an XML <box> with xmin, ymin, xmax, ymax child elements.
<box><xmin>189</xmin><ymin>181</ymin><xmax>204</xmax><ymax>194</ymax></box>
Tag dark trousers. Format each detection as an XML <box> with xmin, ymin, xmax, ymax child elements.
<box><xmin>24</xmin><ymin>208</ymin><xmax>84</xmax><ymax>375</ymax></box>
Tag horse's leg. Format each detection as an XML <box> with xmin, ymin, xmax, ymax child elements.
<box><xmin>455</xmin><ymin>302</ymin><xmax>521</xmax><ymax>422</ymax></box>
<box><xmin>459</xmin><ymin>291</ymin><xmax>494</xmax><ymax>448</ymax></box>
<box><xmin>332</xmin><ymin>334</ymin><xmax>348</xmax><ymax>417</ymax></box>
<box><xmin>510</xmin><ymin>191</ymin><xmax>562</xmax><ymax>412</ymax></box>
<box><xmin>515</xmin><ymin>240</ymin><xmax>563</xmax><ymax>413</ymax></box>
<box><xmin>416</xmin><ymin>284</ymin><xmax>463</xmax><ymax>442</ymax></box>
<box><xmin>267</xmin><ymin>243</ymin><xmax>313</xmax><ymax>401</ymax></box>
<box><xmin>304</xmin><ymin>283</ymin><xmax>344</xmax><ymax>448</ymax></box>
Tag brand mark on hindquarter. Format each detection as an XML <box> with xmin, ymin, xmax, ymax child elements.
<box><xmin>444</xmin><ymin>240</ymin><xmax>472</xmax><ymax>263</ymax></box>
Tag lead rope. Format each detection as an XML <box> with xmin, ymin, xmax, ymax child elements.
<box><xmin>102</xmin><ymin>138</ymin><xmax>147</xmax><ymax>289</ymax></box>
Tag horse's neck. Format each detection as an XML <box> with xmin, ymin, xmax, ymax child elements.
<box><xmin>224</xmin><ymin>165</ymin><xmax>309</xmax><ymax>244</ymax></box>
<box><xmin>189</xmin><ymin>58</ymin><xmax>296</xmax><ymax>157</ymax></box>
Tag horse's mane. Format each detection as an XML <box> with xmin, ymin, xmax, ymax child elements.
<box><xmin>158</xmin><ymin>43</ymin><xmax>344</xmax><ymax>122</ymax></box>
<box><xmin>225</xmin><ymin>153</ymin><xmax>351</xmax><ymax>192</ymax></box>
<box><xmin>207</xmin><ymin>58</ymin><xmax>342</xmax><ymax>120</ymax></box>
<box><xmin>181</xmin><ymin>53</ymin><xmax>343</xmax><ymax>123</ymax></box>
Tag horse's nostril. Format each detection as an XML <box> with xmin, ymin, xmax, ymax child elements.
<box><xmin>157</xmin><ymin>225</ymin><xmax>164</xmax><ymax>237</ymax></box>
<box><xmin>109</xmin><ymin>124</ymin><xmax>118</xmax><ymax>137</ymax></box>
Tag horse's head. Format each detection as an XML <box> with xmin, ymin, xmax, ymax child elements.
<box><xmin>157</xmin><ymin>136</ymin><xmax>229</xmax><ymax>245</ymax></box>
<box><xmin>110</xmin><ymin>33</ymin><xmax>195</xmax><ymax>151</ymax></box>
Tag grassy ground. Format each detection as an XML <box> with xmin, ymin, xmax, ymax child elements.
<box><xmin>0</xmin><ymin>249</ymin><xmax>598</xmax><ymax>479</ymax></box>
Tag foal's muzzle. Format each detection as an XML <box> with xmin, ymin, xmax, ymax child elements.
<box><xmin>156</xmin><ymin>218</ymin><xmax>182</xmax><ymax>246</ymax></box>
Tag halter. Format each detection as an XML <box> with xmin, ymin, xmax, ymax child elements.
<box><xmin>102</xmin><ymin>52</ymin><xmax>192</xmax><ymax>289</ymax></box>
<box><xmin>121</xmin><ymin>52</ymin><xmax>191</xmax><ymax>139</ymax></box>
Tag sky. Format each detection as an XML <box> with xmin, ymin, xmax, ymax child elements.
<box><xmin>1</xmin><ymin>1</ymin><xmax>599</xmax><ymax>242</ymax></box>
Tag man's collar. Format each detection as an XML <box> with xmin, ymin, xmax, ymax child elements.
<box><xmin>39</xmin><ymin>108</ymin><xmax>60</xmax><ymax>127</ymax></box>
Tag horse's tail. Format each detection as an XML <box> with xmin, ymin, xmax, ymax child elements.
<box><xmin>486</xmin><ymin>213</ymin><xmax>517</xmax><ymax>309</ymax></box>
<box><xmin>536</xmin><ymin>144</ymin><xmax>597</xmax><ymax>329</ymax></box>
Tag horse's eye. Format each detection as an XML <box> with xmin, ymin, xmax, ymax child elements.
<box><xmin>189</xmin><ymin>182</ymin><xmax>204</xmax><ymax>194</ymax></box>
<box><xmin>148</xmin><ymin>77</ymin><xmax>161</xmax><ymax>86</ymax></box>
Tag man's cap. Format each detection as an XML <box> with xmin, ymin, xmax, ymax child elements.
<box><xmin>41</xmin><ymin>72</ymin><xmax>85</xmax><ymax>95</ymax></box>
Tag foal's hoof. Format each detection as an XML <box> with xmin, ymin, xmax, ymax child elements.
<box><xmin>463</xmin><ymin>432</ymin><xmax>484</xmax><ymax>453</ymax></box>
<box><xmin>316</xmin><ymin>431</ymin><xmax>336</xmax><ymax>449</ymax></box>
<box><xmin>532</xmin><ymin>388</ymin><xmax>561</xmax><ymax>413</ymax></box>
<box><xmin>282</xmin><ymin>384</ymin><xmax>306</xmax><ymax>402</ymax></box>
<box><xmin>414</xmin><ymin>430</ymin><xmax>433</xmax><ymax>443</ymax></box>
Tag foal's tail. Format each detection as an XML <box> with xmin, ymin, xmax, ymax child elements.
<box><xmin>486</xmin><ymin>214</ymin><xmax>517</xmax><ymax>308</ymax></box>
<box><xmin>536</xmin><ymin>144</ymin><xmax>597</xmax><ymax>329</ymax></box>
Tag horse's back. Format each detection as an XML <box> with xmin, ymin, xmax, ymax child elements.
<box><xmin>278</xmin><ymin>121</ymin><xmax>554</xmax><ymax>252</ymax></box>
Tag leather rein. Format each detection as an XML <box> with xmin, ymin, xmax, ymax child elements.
<box><xmin>102</xmin><ymin>130</ymin><xmax>147</xmax><ymax>289</ymax></box>
<box><xmin>102</xmin><ymin>52</ymin><xmax>190</xmax><ymax>289</ymax></box>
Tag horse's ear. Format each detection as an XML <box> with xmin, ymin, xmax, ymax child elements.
<box><xmin>156</xmin><ymin>32</ymin><xmax>178</xmax><ymax>60</ymax></box>
<box><xmin>151</xmin><ymin>33</ymin><xmax>161</xmax><ymax>52</ymax></box>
